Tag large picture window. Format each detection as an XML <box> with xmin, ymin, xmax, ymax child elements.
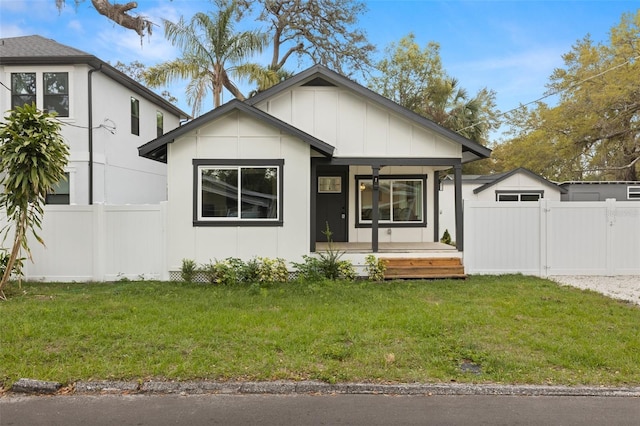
<box><xmin>356</xmin><ymin>175</ymin><xmax>426</xmax><ymax>227</ymax></box>
<box><xmin>194</xmin><ymin>159</ymin><xmax>283</xmax><ymax>226</ymax></box>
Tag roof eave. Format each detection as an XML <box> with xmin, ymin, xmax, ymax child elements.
<box><xmin>138</xmin><ymin>100</ymin><xmax>335</xmax><ymax>162</ymax></box>
<box><xmin>1</xmin><ymin>55</ymin><xmax>190</xmax><ymax>120</ymax></box>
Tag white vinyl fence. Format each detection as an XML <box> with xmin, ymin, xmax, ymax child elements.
<box><xmin>5</xmin><ymin>203</ymin><xmax>168</xmax><ymax>282</ymax></box>
<box><xmin>3</xmin><ymin>200</ymin><xmax>639</xmax><ymax>281</ymax></box>
<box><xmin>464</xmin><ymin>199</ymin><xmax>640</xmax><ymax>276</ymax></box>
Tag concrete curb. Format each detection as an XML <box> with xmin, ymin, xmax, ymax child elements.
<box><xmin>69</xmin><ymin>380</ymin><xmax>640</xmax><ymax>397</ymax></box>
<box><xmin>7</xmin><ymin>378</ymin><xmax>640</xmax><ymax>397</ymax></box>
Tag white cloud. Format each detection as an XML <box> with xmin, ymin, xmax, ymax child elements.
<box><xmin>0</xmin><ymin>24</ymin><xmax>27</xmax><ymax>38</ymax></box>
<box><xmin>1</xmin><ymin>0</ymin><xmax>28</xmax><ymax>12</ymax></box>
<box><xmin>66</xmin><ymin>19</ymin><xmax>84</xmax><ymax>35</ymax></box>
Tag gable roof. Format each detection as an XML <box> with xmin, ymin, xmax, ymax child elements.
<box><xmin>473</xmin><ymin>167</ymin><xmax>567</xmax><ymax>194</ymax></box>
<box><xmin>246</xmin><ymin>64</ymin><xmax>492</xmax><ymax>163</ymax></box>
<box><xmin>138</xmin><ymin>99</ymin><xmax>335</xmax><ymax>162</ymax></box>
<box><xmin>0</xmin><ymin>35</ymin><xmax>189</xmax><ymax>120</ymax></box>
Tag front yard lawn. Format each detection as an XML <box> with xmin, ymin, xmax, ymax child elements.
<box><xmin>1</xmin><ymin>275</ymin><xmax>639</xmax><ymax>389</ymax></box>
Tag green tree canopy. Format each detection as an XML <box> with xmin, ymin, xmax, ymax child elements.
<box><xmin>0</xmin><ymin>104</ymin><xmax>69</xmax><ymax>299</ymax></box>
<box><xmin>368</xmin><ymin>34</ymin><xmax>500</xmax><ymax>173</ymax></box>
<box><xmin>494</xmin><ymin>11</ymin><xmax>640</xmax><ymax>181</ymax></box>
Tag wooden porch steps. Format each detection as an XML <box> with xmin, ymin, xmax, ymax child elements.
<box><xmin>381</xmin><ymin>257</ymin><xmax>466</xmax><ymax>280</ymax></box>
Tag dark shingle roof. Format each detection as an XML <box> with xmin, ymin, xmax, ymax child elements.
<box><xmin>0</xmin><ymin>35</ymin><xmax>189</xmax><ymax>119</ymax></box>
<box><xmin>0</xmin><ymin>35</ymin><xmax>92</xmax><ymax>59</ymax></box>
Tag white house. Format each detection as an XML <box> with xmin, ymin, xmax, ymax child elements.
<box><xmin>139</xmin><ymin>65</ymin><xmax>491</xmax><ymax>277</ymax></box>
<box><xmin>439</xmin><ymin>167</ymin><xmax>566</xmax><ymax>242</ymax></box>
<box><xmin>0</xmin><ymin>35</ymin><xmax>189</xmax><ymax>205</ymax></box>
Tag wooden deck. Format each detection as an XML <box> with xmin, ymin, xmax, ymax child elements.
<box><xmin>314</xmin><ymin>242</ymin><xmax>466</xmax><ymax>279</ymax></box>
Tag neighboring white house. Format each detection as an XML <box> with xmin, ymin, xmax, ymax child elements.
<box><xmin>0</xmin><ymin>35</ymin><xmax>189</xmax><ymax>205</ymax></box>
<box><xmin>138</xmin><ymin>65</ymin><xmax>491</xmax><ymax>272</ymax></box>
<box><xmin>439</xmin><ymin>167</ymin><xmax>566</xmax><ymax>242</ymax></box>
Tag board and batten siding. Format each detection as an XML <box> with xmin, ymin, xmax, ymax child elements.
<box><xmin>255</xmin><ymin>87</ymin><xmax>462</xmax><ymax>158</ymax></box>
<box><xmin>166</xmin><ymin>110</ymin><xmax>312</xmax><ymax>271</ymax></box>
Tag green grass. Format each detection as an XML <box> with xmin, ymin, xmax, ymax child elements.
<box><xmin>1</xmin><ymin>275</ymin><xmax>639</xmax><ymax>388</ymax></box>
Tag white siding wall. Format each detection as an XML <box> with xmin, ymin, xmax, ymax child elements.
<box><xmin>166</xmin><ymin>111</ymin><xmax>311</xmax><ymax>271</ymax></box>
<box><xmin>464</xmin><ymin>199</ymin><xmax>640</xmax><ymax>276</ymax></box>
<box><xmin>257</xmin><ymin>87</ymin><xmax>462</xmax><ymax>159</ymax></box>
<box><xmin>0</xmin><ymin>63</ymin><xmax>181</xmax><ymax>205</ymax></box>
<box><xmin>92</xmin><ymin>71</ymin><xmax>177</xmax><ymax>204</ymax></box>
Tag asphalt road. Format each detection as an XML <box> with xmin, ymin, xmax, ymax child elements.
<box><xmin>1</xmin><ymin>394</ymin><xmax>639</xmax><ymax>425</ymax></box>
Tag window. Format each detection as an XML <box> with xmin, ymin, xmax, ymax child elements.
<box><xmin>194</xmin><ymin>159</ymin><xmax>283</xmax><ymax>226</ymax></box>
<box><xmin>131</xmin><ymin>97</ymin><xmax>140</xmax><ymax>135</ymax></box>
<box><xmin>156</xmin><ymin>111</ymin><xmax>164</xmax><ymax>138</ymax></box>
<box><xmin>496</xmin><ymin>191</ymin><xmax>543</xmax><ymax>202</ymax></box>
<box><xmin>43</xmin><ymin>72</ymin><xmax>69</xmax><ymax>117</ymax></box>
<box><xmin>318</xmin><ymin>176</ymin><xmax>342</xmax><ymax>193</ymax></box>
<box><xmin>11</xmin><ymin>73</ymin><xmax>36</xmax><ymax>109</ymax></box>
<box><xmin>46</xmin><ymin>173</ymin><xmax>70</xmax><ymax>205</ymax></box>
<box><xmin>628</xmin><ymin>186</ymin><xmax>640</xmax><ymax>200</ymax></box>
<box><xmin>356</xmin><ymin>175</ymin><xmax>425</xmax><ymax>227</ymax></box>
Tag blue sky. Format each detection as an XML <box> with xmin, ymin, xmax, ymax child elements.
<box><xmin>1</xmin><ymin>0</ymin><xmax>638</xmax><ymax>141</ymax></box>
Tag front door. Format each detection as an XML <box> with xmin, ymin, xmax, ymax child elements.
<box><xmin>316</xmin><ymin>166</ymin><xmax>348</xmax><ymax>242</ymax></box>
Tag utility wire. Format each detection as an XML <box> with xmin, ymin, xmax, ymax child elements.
<box><xmin>456</xmin><ymin>54</ymin><xmax>640</xmax><ymax>135</ymax></box>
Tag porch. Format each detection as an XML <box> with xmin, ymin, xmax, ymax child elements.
<box><xmin>315</xmin><ymin>241</ymin><xmax>465</xmax><ymax>279</ymax></box>
<box><xmin>315</xmin><ymin>241</ymin><xmax>458</xmax><ymax>254</ymax></box>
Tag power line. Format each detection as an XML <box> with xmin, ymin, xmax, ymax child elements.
<box><xmin>456</xmin><ymin>54</ymin><xmax>640</xmax><ymax>135</ymax></box>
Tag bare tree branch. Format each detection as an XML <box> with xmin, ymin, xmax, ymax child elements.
<box><xmin>57</xmin><ymin>0</ymin><xmax>154</xmax><ymax>37</ymax></box>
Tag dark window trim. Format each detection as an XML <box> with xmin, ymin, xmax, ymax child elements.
<box><xmin>495</xmin><ymin>190</ymin><xmax>544</xmax><ymax>202</ymax></box>
<box><xmin>43</xmin><ymin>72</ymin><xmax>69</xmax><ymax>117</ymax></box>
<box><xmin>131</xmin><ymin>97</ymin><xmax>140</xmax><ymax>136</ymax></box>
<box><xmin>627</xmin><ymin>186</ymin><xmax>640</xmax><ymax>200</ymax></box>
<box><xmin>354</xmin><ymin>174</ymin><xmax>427</xmax><ymax>228</ymax></box>
<box><xmin>156</xmin><ymin>111</ymin><xmax>164</xmax><ymax>138</ymax></box>
<box><xmin>11</xmin><ymin>72</ymin><xmax>37</xmax><ymax>110</ymax></box>
<box><xmin>193</xmin><ymin>159</ymin><xmax>284</xmax><ymax>227</ymax></box>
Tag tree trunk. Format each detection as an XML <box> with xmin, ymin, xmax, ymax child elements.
<box><xmin>0</xmin><ymin>209</ymin><xmax>26</xmax><ymax>299</ymax></box>
<box><xmin>91</xmin><ymin>0</ymin><xmax>153</xmax><ymax>37</ymax></box>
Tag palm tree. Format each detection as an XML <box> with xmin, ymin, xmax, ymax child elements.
<box><xmin>422</xmin><ymin>77</ymin><xmax>492</xmax><ymax>143</ymax></box>
<box><xmin>144</xmin><ymin>1</ymin><xmax>268</xmax><ymax>116</ymax></box>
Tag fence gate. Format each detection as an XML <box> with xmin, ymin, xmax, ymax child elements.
<box><xmin>464</xmin><ymin>199</ymin><xmax>640</xmax><ymax>276</ymax></box>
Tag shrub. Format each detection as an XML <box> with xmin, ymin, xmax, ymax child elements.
<box><xmin>201</xmin><ymin>259</ymin><xmax>239</xmax><ymax>285</ymax></box>
<box><xmin>440</xmin><ymin>229</ymin><xmax>452</xmax><ymax>245</ymax></box>
<box><xmin>365</xmin><ymin>255</ymin><xmax>386</xmax><ymax>281</ymax></box>
<box><xmin>180</xmin><ymin>258</ymin><xmax>198</xmax><ymax>282</ymax></box>
<box><xmin>291</xmin><ymin>255</ymin><xmax>325</xmax><ymax>282</ymax></box>
<box><xmin>257</xmin><ymin>257</ymin><xmax>289</xmax><ymax>283</ymax></box>
<box><xmin>0</xmin><ymin>249</ymin><xmax>24</xmax><ymax>283</ymax></box>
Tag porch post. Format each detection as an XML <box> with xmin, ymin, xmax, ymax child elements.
<box><xmin>310</xmin><ymin>159</ymin><xmax>317</xmax><ymax>252</ymax></box>
<box><xmin>454</xmin><ymin>163</ymin><xmax>463</xmax><ymax>251</ymax></box>
<box><xmin>371</xmin><ymin>165</ymin><xmax>380</xmax><ymax>253</ymax></box>
<box><xmin>433</xmin><ymin>170</ymin><xmax>440</xmax><ymax>242</ymax></box>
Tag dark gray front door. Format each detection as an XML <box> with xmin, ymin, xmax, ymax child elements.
<box><xmin>316</xmin><ymin>167</ymin><xmax>348</xmax><ymax>242</ymax></box>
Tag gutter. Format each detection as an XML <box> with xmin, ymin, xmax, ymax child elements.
<box><xmin>88</xmin><ymin>64</ymin><xmax>102</xmax><ymax>205</ymax></box>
